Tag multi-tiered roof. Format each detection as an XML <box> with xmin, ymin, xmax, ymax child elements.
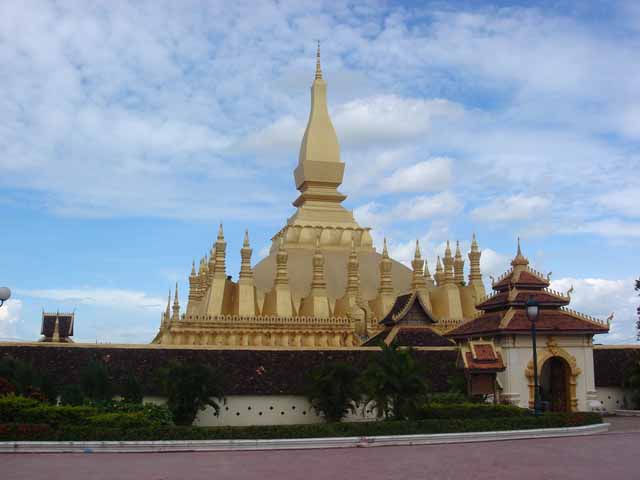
<box><xmin>447</xmin><ymin>241</ymin><xmax>609</xmax><ymax>338</ymax></box>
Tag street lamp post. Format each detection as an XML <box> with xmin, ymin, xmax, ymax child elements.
<box><xmin>526</xmin><ymin>296</ymin><xmax>541</xmax><ymax>416</ymax></box>
<box><xmin>0</xmin><ymin>287</ymin><xmax>10</xmax><ymax>308</ymax></box>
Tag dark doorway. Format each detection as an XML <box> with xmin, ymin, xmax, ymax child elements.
<box><xmin>540</xmin><ymin>356</ymin><xmax>571</xmax><ymax>412</ymax></box>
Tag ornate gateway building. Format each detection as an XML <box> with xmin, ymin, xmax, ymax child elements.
<box><xmin>152</xmin><ymin>48</ymin><xmax>487</xmax><ymax>348</ymax></box>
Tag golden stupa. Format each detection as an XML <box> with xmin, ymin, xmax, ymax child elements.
<box><xmin>152</xmin><ymin>45</ymin><xmax>486</xmax><ymax>348</ymax></box>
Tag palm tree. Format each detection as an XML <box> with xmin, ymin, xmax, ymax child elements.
<box><xmin>306</xmin><ymin>361</ymin><xmax>362</xmax><ymax>422</ymax></box>
<box><xmin>158</xmin><ymin>361</ymin><xmax>225</xmax><ymax>425</ymax></box>
<box><xmin>363</xmin><ymin>343</ymin><xmax>429</xmax><ymax>420</ymax></box>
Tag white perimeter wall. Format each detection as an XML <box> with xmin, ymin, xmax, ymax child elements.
<box><xmin>144</xmin><ymin>395</ymin><xmax>379</xmax><ymax>427</ymax></box>
<box><xmin>496</xmin><ymin>335</ymin><xmax>596</xmax><ymax>411</ymax></box>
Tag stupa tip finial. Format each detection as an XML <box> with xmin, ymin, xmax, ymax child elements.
<box><xmin>191</xmin><ymin>260</ymin><xmax>196</xmax><ymax>275</ymax></box>
<box><xmin>315</xmin><ymin>40</ymin><xmax>323</xmax><ymax>80</ymax></box>
<box><xmin>382</xmin><ymin>237</ymin><xmax>389</xmax><ymax>256</ymax></box>
<box><xmin>243</xmin><ymin>229</ymin><xmax>250</xmax><ymax>247</ymax></box>
<box><xmin>414</xmin><ymin>239</ymin><xmax>421</xmax><ymax>258</ymax></box>
<box><xmin>455</xmin><ymin>240</ymin><xmax>462</xmax><ymax>256</ymax></box>
<box><xmin>217</xmin><ymin>222</ymin><xmax>224</xmax><ymax>240</ymax></box>
<box><xmin>517</xmin><ymin>236</ymin><xmax>522</xmax><ymax>255</ymax></box>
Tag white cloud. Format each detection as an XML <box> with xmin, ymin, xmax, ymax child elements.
<box><xmin>597</xmin><ymin>189</ymin><xmax>640</xmax><ymax>218</ymax></box>
<box><xmin>471</xmin><ymin>195</ymin><xmax>551</xmax><ymax>222</ymax></box>
<box><xmin>400</xmin><ymin>192</ymin><xmax>463</xmax><ymax>220</ymax></box>
<box><xmin>550</xmin><ymin>277</ymin><xmax>638</xmax><ymax>343</ymax></box>
<box><xmin>480</xmin><ymin>248</ymin><xmax>512</xmax><ymax>281</ymax></box>
<box><xmin>239</xmin><ymin>115</ymin><xmax>304</xmax><ymax>158</ymax></box>
<box><xmin>575</xmin><ymin>220</ymin><xmax>640</xmax><ymax>238</ymax></box>
<box><xmin>354</xmin><ymin>191</ymin><xmax>462</xmax><ymax>227</ymax></box>
<box><xmin>334</xmin><ymin>95</ymin><xmax>463</xmax><ymax>147</ymax></box>
<box><xmin>0</xmin><ymin>299</ymin><xmax>23</xmax><ymax>339</ymax></box>
<box><xmin>381</xmin><ymin>157</ymin><xmax>453</xmax><ymax>193</ymax></box>
<box><xmin>17</xmin><ymin>288</ymin><xmax>165</xmax><ymax>311</ymax></box>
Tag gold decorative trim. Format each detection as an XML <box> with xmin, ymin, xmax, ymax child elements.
<box><xmin>524</xmin><ymin>338</ymin><xmax>581</xmax><ymax>411</ymax></box>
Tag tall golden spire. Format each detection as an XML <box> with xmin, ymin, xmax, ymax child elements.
<box><xmin>443</xmin><ymin>241</ymin><xmax>454</xmax><ymax>285</ymax></box>
<box><xmin>172</xmin><ymin>282</ymin><xmax>180</xmax><ymax>322</ymax></box>
<box><xmin>346</xmin><ymin>234</ymin><xmax>360</xmax><ymax>298</ymax></box>
<box><xmin>379</xmin><ymin>238</ymin><xmax>394</xmax><ymax>295</ymax></box>
<box><xmin>293</xmin><ymin>43</ymin><xmax>345</xmax><ymax>209</ymax></box>
<box><xmin>468</xmin><ymin>233</ymin><xmax>483</xmax><ymax>284</ymax></box>
<box><xmin>411</xmin><ymin>240</ymin><xmax>427</xmax><ymax>291</ymax></box>
<box><xmin>239</xmin><ymin>229</ymin><xmax>253</xmax><ymax>281</ymax></box>
<box><xmin>453</xmin><ymin>241</ymin><xmax>465</xmax><ymax>285</ymax></box>
<box><xmin>274</xmin><ymin>235</ymin><xmax>289</xmax><ymax>286</ymax></box>
<box><xmin>213</xmin><ymin>223</ymin><xmax>227</xmax><ymax>278</ymax></box>
<box><xmin>315</xmin><ymin>40</ymin><xmax>322</xmax><ymax>80</ymax></box>
<box><xmin>435</xmin><ymin>255</ymin><xmax>444</xmax><ymax>286</ymax></box>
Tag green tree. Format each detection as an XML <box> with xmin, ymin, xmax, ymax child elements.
<box><xmin>0</xmin><ymin>357</ymin><xmax>58</xmax><ymax>404</ymax></box>
<box><xmin>306</xmin><ymin>361</ymin><xmax>362</xmax><ymax>422</ymax></box>
<box><xmin>363</xmin><ymin>344</ymin><xmax>429</xmax><ymax>420</ymax></box>
<box><xmin>60</xmin><ymin>384</ymin><xmax>84</xmax><ymax>406</ymax></box>
<box><xmin>121</xmin><ymin>374</ymin><xmax>143</xmax><ymax>404</ymax></box>
<box><xmin>158</xmin><ymin>361</ymin><xmax>225</xmax><ymax>425</ymax></box>
<box><xmin>80</xmin><ymin>360</ymin><xmax>111</xmax><ymax>402</ymax></box>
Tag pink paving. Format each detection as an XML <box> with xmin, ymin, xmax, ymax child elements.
<box><xmin>2</xmin><ymin>421</ymin><xmax>639</xmax><ymax>480</ymax></box>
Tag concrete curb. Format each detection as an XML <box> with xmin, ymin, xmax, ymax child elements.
<box><xmin>614</xmin><ymin>410</ymin><xmax>640</xmax><ymax>417</ymax></box>
<box><xmin>0</xmin><ymin>423</ymin><xmax>609</xmax><ymax>453</ymax></box>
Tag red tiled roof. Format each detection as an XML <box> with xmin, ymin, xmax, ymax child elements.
<box><xmin>506</xmin><ymin>309</ymin><xmax>608</xmax><ymax>333</ymax></box>
<box><xmin>464</xmin><ymin>351</ymin><xmax>505</xmax><ymax>371</ymax></box>
<box><xmin>447</xmin><ymin>312</ymin><xmax>502</xmax><ymax>336</ymax></box>
<box><xmin>447</xmin><ymin>308</ymin><xmax>609</xmax><ymax>338</ymax></box>
<box><xmin>493</xmin><ymin>269</ymin><xmax>550</xmax><ymax>291</ymax></box>
<box><xmin>472</xmin><ymin>343</ymin><xmax>496</xmax><ymax>361</ymax></box>
<box><xmin>476</xmin><ymin>290</ymin><xmax>569</xmax><ymax>311</ymax></box>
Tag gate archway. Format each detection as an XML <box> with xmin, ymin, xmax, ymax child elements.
<box><xmin>540</xmin><ymin>356</ymin><xmax>571</xmax><ymax>412</ymax></box>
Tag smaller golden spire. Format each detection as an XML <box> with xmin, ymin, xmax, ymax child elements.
<box><xmin>414</xmin><ymin>239</ymin><xmax>422</xmax><ymax>259</ymax></box>
<box><xmin>217</xmin><ymin>222</ymin><xmax>224</xmax><ymax>240</ymax></box>
<box><xmin>511</xmin><ymin>237</ymin><xmax>529</xmax><ymax>267</ymax></box>
<box><xmin>382</xmin><ymin>238</ymin><xmax>389</xmax><ymax>257</ymax></box>
<box><xmin>315</xmin><ymin>40</ymin><xmax>322</xmax><ymax>80</ymax></box>
<box><xmin>243</xmin><ymin>229</ymin><xmax>250</xmax><ymax>248</ymax></box>
<box><xmin>191</xmin><ymin>260</ymin><xmax>196</xmax><ymax>276</ymax></box>
<box><xmin>172</xmin><ymin>283</ymin><xmax>180</xmax><ymax>322</ymax></box>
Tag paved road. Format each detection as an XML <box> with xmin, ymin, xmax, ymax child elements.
<box><xmin>2</xmin><ymin>422</ymin><xmax>637</xmax><ymax>480</ymax></box>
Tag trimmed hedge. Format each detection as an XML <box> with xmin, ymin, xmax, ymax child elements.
<box><xmin>418</xmin><ymin>403</ymin><xmax>531</xmax><ymax>420</ymax></box>
<box><xmin>0</xmin><ymin>395</ymin><xmax>173</xmax><ymax>429</ymax></box>
<box><xmin>0</xmin><ymin>412</ymin><xmax>602</xmax><ymax>441</ymax></box>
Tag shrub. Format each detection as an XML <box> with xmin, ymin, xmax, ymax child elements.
<box><xmin>80</xmin><ymin>360</ymin><xmax>111</xmax><ymax>402</ymax></box>
<box><xmin>60</xmin><ymin>384</ymin><xmax>84</xmax><ymax>406</ymax></box>
<box><xmin>121</xmin><ymin>374</ymin><xmax>143</xmax><ymax>404</ymax></box>
<box><xmin>425</xmin><ymin>392</ymin><xmax>469</xmax><ymax>404</ymax></box>
<box><xmin>158</xmin><ymin>361</ymin><xmax>225</xmax><ymax>425</ymax></box>
<box><xmin>0</xmin><ymin>412</ymin><xmax>602</xmax><ymax>441</ymax></box>
<box><xmin>0</xmin><ymin>423</ymin><xmax>53</xmax><ymax>441</ymax></box>
<box><xmin>0</xmin><ymin>394</ymin><xmax>172</xmax><ymax>430</ymax></box>
<box><xmin>0</xmin><ymin>357</ymin><xmax>58</xmax><ymax>404</ymax></box>
<box><xmin>362</xmin><ymin>344</ymin><xmax>429</xmax><ymax>420</ymax></box>
<box><xmin>0</xmin><ymin>395</ymin><xmax>41</xmax><ymax>422</ymax></box>
<box><xmin>417</xmin><ymin>403</ymin><xmax>531</xmax><ymax>420</ymax></box>
<box><xmin>0</xmin><ymin>377</ymin><xmax>16</xmax><ymax>397</ymax></box>
<box><xmin>306</xmin><ymin>361</ymin><xmax>362</xmax><ymax>422</ymax></box>
<box><xmin>93</xmin><ymin>401</ymin><xmax>173</xmax><ymax>426</ymax></box>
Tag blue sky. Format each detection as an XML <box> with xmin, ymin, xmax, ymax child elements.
<box><xmin>1</xmin><ymin>0</ymin><xmax>638</xmax><ymax>344</ymax></box>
